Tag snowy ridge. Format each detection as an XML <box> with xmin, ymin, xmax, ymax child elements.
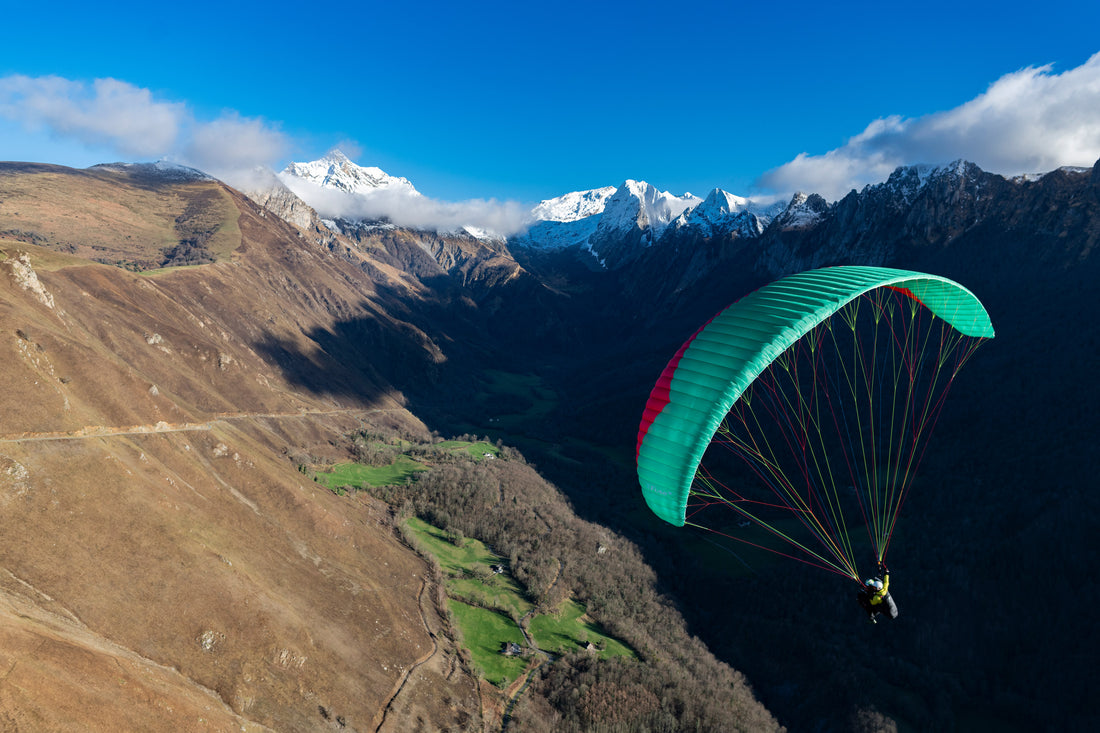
<box><xmin>276</xmin><ymin>150</ymin><xmax>520</xmax><ymax>240</ymax></box>
<box><xmin>517</xmin><ymin>182</ymin><xmax>701</xmax><ymax>255</ymax></box>
<box><xmin>596</xmin><ymin>180</ymin><xmax>702</xmax><ymax>239</ymax></box>
<box><xmin>515</xmin><ymin>187</ymin><xmax>614</xmax><ymax>250</ymax></box>
<box><xmin>518</xmin><ymin>218</ymin><xmax>603</xmax><ymax>251</ymax></box>
<box><xmin>531</xmin><ymin>186</ymin><xmax>617</xmax><ymax>222</ymax></box>
<box><xmin>576</xmin><ymin>181</ymin><xmax>703</xmax><ymax>268</ymax></box>
<box><xmin>515</xmin><ymin>181</ymin><xmax>786</xmax><ymax>264</ymax></box>
<box><xmin>1010</xmin><ymin>165</ymin><xmax>1091</xmax><ymax>184</ymax></box>
<box><xmin>281</xmin><ymin>149</ymin><xmax>419</xmax><ymax>196</ymax></box>
<box><xmin>670</xmin><ymin>188</ymin><xmax>766</xmax><ymax>238</ymax></box>
<box><xmin>868</xmin><ymin>160</ymin><xmax>990</xmax><ymax>206</ymax></box>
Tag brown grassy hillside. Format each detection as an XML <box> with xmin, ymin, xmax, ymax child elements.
<box><xmin>0</xmin><ymin>164</ymin><xmax>480</xmax><ymax>731</ymax></box>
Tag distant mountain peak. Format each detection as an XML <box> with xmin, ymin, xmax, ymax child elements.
<box><xmin>666</xmin><ymin>187</ymin><xmax>766</xmax><ymax>239</ymax></box>
<box><xmin>531</xmin><ymin>186</ymin><xmax>617</xmax><ymax>223</ymax></box>
<box><xmin>773</xmin><ymin>191</ymin><xmax>829</xmax><ymax>230</ymax></box>
<box><xmin>598</xmin><ymin>180</ymin><xmax>701</xmax><ymax>235</ymax></box>
<box><xmin>320</xmin><ymin>148</ymin><xmax>352</xmax><ymax>164</ymax></box>
<box><xmin>281</xmin><ymin>150</ymin><xmax>419</xmax><ymax>197</ymax></box>
<box><xmin>869</xmin><ymin>159</ymin><xmax>985</xmax><ymax>205</ymax></box>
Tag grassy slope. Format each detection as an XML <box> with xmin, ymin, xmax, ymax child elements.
<box><xmin>314</xmin><ymin>440</ymin><xmax>500</xmax><ymax>491</ymax></box>
<box><xmin>0</xmin><ymin>165</ymin><xmax>240</xmax><ymax>268</ymax></box>
<box><xmin>404</xmin><ymin>516</ymin><xmax>634</xmax><ymax>686</ymax></box>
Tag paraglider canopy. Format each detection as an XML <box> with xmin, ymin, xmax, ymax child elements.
<box><xmin>637</xmin><ymin>265</ymin><xmax>994</xmax><ymax>532</ymax></box>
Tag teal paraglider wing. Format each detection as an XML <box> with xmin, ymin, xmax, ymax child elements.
<box><xmin>636</xmin><ymin>265</ymin><xmax>994</xmax><ymax>528</ymax></box>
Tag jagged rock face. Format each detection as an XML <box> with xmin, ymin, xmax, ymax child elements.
<box><xmin>666</xmin><ymin>188</ymin><xmax>763</xmax><ymax>241</ymax></box>
<box><xmin>326</xmin><ymin>219</ymin><xmax>527</xmax><ymax>295</ymax></box>
<box><xmin>547</xmin><ymin>157</ymin><xmax>1100</xmax><ymax>344</ymax></box>
<box><xmin>585</xmin><ymin>181</ymin><xmax>701</xmax><ymax>270</ymax></box>
<box><xmin>242</xmin><ymin>171</ymin><xmax>321</xmax><ymax>230</ymax></box>
<box><xmin>759</xmin><ymin>159</ymin><xmax>1100</xmax><ymax>278</ymax></box>
<box><xmin>771</xmin><ymin>192</ymin><xmax>829</xmax><ymax>231</ymax></box>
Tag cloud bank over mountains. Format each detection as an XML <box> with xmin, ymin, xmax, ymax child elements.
<box><xmin>278</xmin><ymin>175</ymin><xmax>532</xmax><ymax>236</ymax></box>
<box><xmin>0</xmin><ymin>74</ymin><xmax>530</xmax><ymax>235</ymax></box>
<box><xmin>3</xmin><ymin>53</ymin><xmax>1100</xmax><ymax>229</ymax></box>
<box><xmin>758</xmin><ymin>51</ymin><xmax>1100</xmax><ymax>200</ymax></box>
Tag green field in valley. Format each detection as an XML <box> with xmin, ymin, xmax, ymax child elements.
<box><xmin>433</xmin><ymin>440</ymin><xmax>501</xmax><ymax>459</ymax></box>
<box><xmin>403</xmin><ymin>517</ymin><xmax>635</xmax><ymax>686</ymax></box>
<box><xmin>446</xmin><ymin>601</ymin><xmax>529</xmax><ymax>685</ymax></box>
<box><xmin>527</xmin><ymin>599</ymin><xmax>634</xmax><ymax>658</ymax></box>
<box><xmin>315</xmin><ymin>439</ymin><xmax>500</xmax><ymax>493</ymax></box>
<box><xmin>314</xmin><ymin>455</ymin><xmax>428</xmax><ymax>491</ymax></box>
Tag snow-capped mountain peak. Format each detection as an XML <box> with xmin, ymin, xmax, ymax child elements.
<box><xmin>773</xmin><ymin>191</ymin><xmax>829</xmax><ymax>230</ymax></box>
<box><xmin>598</xmin><ymin>180</ymin><xmax>702</xmax><ymax>237</ymax></box>
<box><xmin>281</xmin><ymin>149</ymin><xmax>419</xmax><ymax>197</ymax></box>
<box><xmin>578</xmin><ymin>181</ymin><xmax>702</xmax><ymax>268</ymax></box>
<box><xmin>677</xmin><ymin>188</ymin><xmax>749</xmax><ymax>227</ymax></box>
<box><xmin>531</xmin><ymin>186</ymin><xmax>617</xmax><ymax>223</ymax></box>
<box><xmin>696</xmin><ymin>188</ymin><xmax>751</xmax><ymax>218</ymax></box>
<box><xmin>666</xmin><ymin>187</ymin><xmax>767</xmax><ymax>239</ymax></box>
<box><xmin>869</xmin><ymin>159</ymin><xmax>987</xmax><ymax>206</ymax></box>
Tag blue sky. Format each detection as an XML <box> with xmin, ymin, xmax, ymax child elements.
<box><xmin>2</xmin><ymin>0</ymin><xmax>1099</xmax><ymax>208</ymax></box>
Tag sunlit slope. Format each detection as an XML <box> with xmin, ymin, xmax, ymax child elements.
<box><xmin>0</xmin><ymin>163</ymin><xmax>438</xmax><ymax>434</ymax></box>
<box><xmin>0</xmin><ymin>163</ymin><xmax>241</xmax><ymax>268</ymax></box>
<box><xmin>0</xmin><ymin>165</ymin><xmax>479</xmax><ymax>730</ymax></box>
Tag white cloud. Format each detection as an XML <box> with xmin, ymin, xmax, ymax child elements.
<box><xmin>759</xmin><ymin>52</ymin><xmax>1100</xmax><ymax>201</ymax></box>
<box><xmin>184</xmin><ymin>112</ymin><xmax>289</xmax><ymax>181</ymax></box>
<box><xmin>0</xmin><ymin>74</ymin><xmax>524</xmax><ymax>233</ymax></box>
<box><xmin>0</xmin><ymin>74</ymin><xmax>288</xmax><ymax>185</ymax></box>
<box><xmin>279</xmin><ymin>175</ymin><xmax>532</xmax><ymax>237</ymax></box>
<box><xmin>0</xmin><ymin>75</ymin><xmax>184</xmax><ymax>157</ymax></box>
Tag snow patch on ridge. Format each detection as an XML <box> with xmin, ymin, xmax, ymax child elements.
<box><xmin>531</xmin><ymin>187</ymin><xmax>617</xmax><ymax>223</ymax></box>
<box><xmin>276</xmin><ymin>150</ymin><xmax>529</xmax><ymax>238</ymax></box>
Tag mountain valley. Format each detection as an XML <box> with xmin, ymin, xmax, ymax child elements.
<box><xmin>1</xmin><ymin>153</ymin><xmax>1098</xmax><ymax>731</ymax></box>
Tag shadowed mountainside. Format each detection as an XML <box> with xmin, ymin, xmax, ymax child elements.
<box><xmin>494</xmin><ymin>161</ymin><xmax>1100</xmax><ymax>732</ymax></box>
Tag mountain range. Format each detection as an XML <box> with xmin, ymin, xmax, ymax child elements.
<box><xmin>249</xmin><ymin>151</ymin><xmax>1100</xmax><ymax>732</ymax></box>
<box><xmin>1</xmin><ymin>150</ymin><xmax>1097</xmax><ymax>731</ymax></box>
<box><xmin>268</xmin><ymin>149</ymin><xmax>778</xmax><ymax>269</ymax></box>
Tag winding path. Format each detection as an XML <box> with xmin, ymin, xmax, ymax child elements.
<box><xmin>371</xmin><ymin>576</ymin><xmax>440</xmax><ymax>732</ymax></box>
<box><xmin>0</xmin><ymin>407</ymin><xmax>398</xmax><ymax>443</ymax></box>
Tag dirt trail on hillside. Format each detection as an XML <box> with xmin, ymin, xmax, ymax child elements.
<box><xmin>0</xmin><ymin>407</ymin><xmax>398</xmax><ymax>443</ymax></box>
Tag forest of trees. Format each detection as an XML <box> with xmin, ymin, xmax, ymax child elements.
<box><xmin>359</xmin><ymin>435</ymin><xmax>783</xmax><ymax>732</ymax></box>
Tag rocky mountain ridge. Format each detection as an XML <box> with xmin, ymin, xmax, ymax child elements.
<box><xmin>265</xmin><ymin>152</ymin><xmax>1062</xmax><ymax>276</ymax></box>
